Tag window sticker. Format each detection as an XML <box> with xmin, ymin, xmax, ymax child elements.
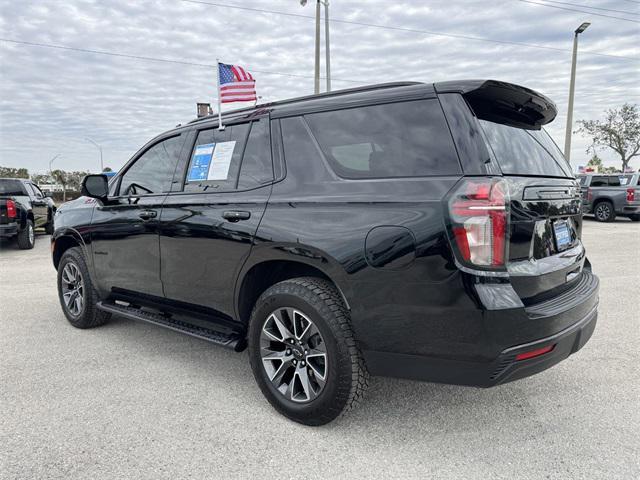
<box><xmin>207</xmin><ymin>141</ymin><xmax>237</xmax><ymax>180</ymax></box>
<box><xmin>188</xmin><ymin>143</ymin><xmax>215</xmax><ymax>181</ymax></box>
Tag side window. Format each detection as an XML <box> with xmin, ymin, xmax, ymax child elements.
<box><xmin>119</xmin><ymin>135</ymin><xmax>183</xmax><ymax>196</ymax></box>
<box><xmin>184</xmin><ymin>123</ymin><xmax>250</xmax><ymax>192</ymax></box>
<box><xmin>590</xmin><ymin>176</ymin><xmax>608</xmax><ymax>187</ymax></box>
<box><xmin>237</xmin><ymin>119</ymin><xmax>273</xmax><ymax>189</ymax></box>
<box><xmin>281</xmin><ymin>116</ymin><xmax>326</xmax><ymax>178</ymax></box>
<box><xmin>32</xmin><ymin>184</ymin><xmax>45</xmax><ymax>198</ymax></box>
<box><xmin>304</xmin><ymin>99</ymin><xmax>461</xmax><ymax>179</ymax></box>
<box><xmin>608</xmin><ymin>176</ymin><xmax>621</xmax><ymax>187</ymax></box>
<box><xmin>25</xmin><ymin>183</ymin><xmax>38</xmax><ymax>198</ymax></box>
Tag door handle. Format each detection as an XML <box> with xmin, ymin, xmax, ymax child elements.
<box><xmin>138</xmin><ymin>210</ymin><xmax>157</xmax><ymax>220</ymax></box>
<box><xmin>222</xmin><ymin>210</ymin><xmax>251</xmax><ymax>222</ymax></box>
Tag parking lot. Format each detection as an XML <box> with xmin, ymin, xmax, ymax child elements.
<box><xmin>0</xmin><ymin>218</ymin><xmax>638</xmax><ymax>480</ymax></box>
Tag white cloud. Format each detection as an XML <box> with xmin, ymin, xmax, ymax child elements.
<box><xmin>0</xmin><ymin>0</ymin><xmax>638</xmax><ymax>173</ymax></box>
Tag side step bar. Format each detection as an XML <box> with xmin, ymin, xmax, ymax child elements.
<box><xmin>97</xmin><ymin>301</ymin><xmax>246</xmax><ymax>351</ymax></box>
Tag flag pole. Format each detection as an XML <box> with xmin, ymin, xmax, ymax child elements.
<box><xmin>216</xmin><ymin>58</ymin><xmax>224</xmax><ymax>130</ymax></box>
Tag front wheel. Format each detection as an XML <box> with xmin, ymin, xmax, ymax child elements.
<box><xmin>594</xmin><ymin>201</ymin><xmax>615</xmax><ymax>222</ymax></box>
<box><xmin>248</xmin><ymin>277</ymin><xmax>369</xmax><ymax>426</ymax></box>
<box><xmin>57</xmin><ymin>247</ymin><xmax>110</xmax><ymax>328</ymax></box>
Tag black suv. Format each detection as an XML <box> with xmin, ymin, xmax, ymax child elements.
<box><xmin>52</xmin><ymin>80</ymin><xmax>599</xmax><ymax>425</ymax></box>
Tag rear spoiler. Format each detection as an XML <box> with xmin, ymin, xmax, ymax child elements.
<box><xmin>434</xmin><ymin>80</ymin><xmax>557</xmax><ymax>130</ymax></box>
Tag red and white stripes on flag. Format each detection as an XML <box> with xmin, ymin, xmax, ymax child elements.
<box><xmin>218</xmin><ymin>63</ymin><xmax>257</xmax><ymax>104</ymax></box>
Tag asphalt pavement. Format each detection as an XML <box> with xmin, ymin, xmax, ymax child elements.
<box><xmin>1</xmin><ymin>218</ymin><xmax>639</xmax><ymax>480</ymax></box>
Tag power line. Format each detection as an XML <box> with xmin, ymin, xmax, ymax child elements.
<box><xmin>0</xmin><ymin>38</ymin><xmax>363</xmax><ymax>84</ymax></box>
<box><xmin>518</xmin><ymin>0</ymin><xmax>640</xmax><ymax>23</ymax></box>
<box><xmin>178</xmin><ymin>0</ymin><xmax>637</xmax><ymax>60</ymax></box>
<box><xmin>538</xmin><ymin>0</ymin><xmax>639</xmax><ymax>16</ymax></box>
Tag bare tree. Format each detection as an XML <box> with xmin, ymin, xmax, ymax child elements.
<box><xmin>577</xmin><ymin>104</ymin><xmax>640</xmax><ymax>173</ymax></box>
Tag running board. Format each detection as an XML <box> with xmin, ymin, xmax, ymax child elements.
<box><xmin>97</xmin><ymin>301</ymin><xmax>246</xmax><ymax>351</ymax></box>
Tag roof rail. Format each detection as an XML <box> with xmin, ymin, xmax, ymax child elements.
<box><xmin>187</xmin><ymin>81</ymin><xmax>423</xmax><ymax>125</ymax></box>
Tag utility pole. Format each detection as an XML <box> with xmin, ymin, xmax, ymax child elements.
<box><xmin>301</xmin><ymin>0</ymin><xmax>329</xmax><ymax>94</ymax></box>
<box><xmin>314</xmin><ymin>0</ymin><xmax>321</xmax><ymax>94</ymax></box>
<box><xmin>564</xmin><ymin>22</ymin><xmax>590</xmax><ymax>163</ymax></box>
<box><xmin>324</xmin><ymin>1</ymin><xmax>331</xmax><ymax>92</ymax></box>
<box><xmin>86</xmin><ymin>137</ymin><xmax>104</xmax><ymax>172</ymax></box>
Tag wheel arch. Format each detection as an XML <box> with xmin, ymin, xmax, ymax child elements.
<box><xmin>235</xmin><ymin>253</ymin><xmax>352</xmax><ymax>326</ymax></box>
<box><xmin>52</xmin><ymin>228</ymin><xmax>89</xmax><ymax>270</ymax></box>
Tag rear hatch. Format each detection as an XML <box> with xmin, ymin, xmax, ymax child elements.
<box><xmin>479</xmin><ymin>119</ymin><xmax>584</xmax><ymax>301</ymax></box>
<box><xmin>437</xmin><ymin>81</ymin><xmax>584</xmax><ymax>303</ymax></box>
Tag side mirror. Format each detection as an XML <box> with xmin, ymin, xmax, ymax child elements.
<box><xmin>81</xmin><ymin>174</ymin><xmax>109</xmax><ymax>200</ymax></box>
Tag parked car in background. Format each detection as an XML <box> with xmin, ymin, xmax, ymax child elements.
<box><xmin>52</xmin><ymin>80</ymin><xmax>599</xmax><ymax>425</ymax></box>
<box><xmin>0</xmin><ymin>178</ymin><xmax>56</xmax><ymax>249</ymax></box>
<box><xmin>577</xmin><ymin>173</ymin><xmax>640</xmax><ymax>222</ymax></box>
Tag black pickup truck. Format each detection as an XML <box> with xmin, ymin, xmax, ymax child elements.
<box><xmin>0</xmin><ymin>178</ymin><xmax>56</xmax><ymax>249</ymax></box>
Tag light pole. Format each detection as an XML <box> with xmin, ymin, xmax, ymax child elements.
<box><xmin>301</xmin><ymin>0</ymin><xmax>331</xmax><ymax>94</ymax></box>
<box><xmin>564</xmin><ymin>22</ymin><xmax>590</xmax><ymax>163</ymax></box>
<box><xmin>86</xmin><ymin>137</ymin><xmax>104</xmax><ymax>172</ymax></box>
<box><xmin>49</xmin><ymin>154</ymin><xmax>60</xmax><ymax>176</ymax></box>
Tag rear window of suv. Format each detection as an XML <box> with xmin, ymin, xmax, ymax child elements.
<box><xmin>0</xmin><ymin>179</ymin><xmax>27</xmax><ymax>196</ymax></box>
<box><xmin>479</xmin><ymin>120</ymin><xmax>572</xmax><ymax>178</ymax></box>
<box><xmin>304</xmin><ymin>99</ymin><xmax>461</xmax><ymax>179</ymax></box>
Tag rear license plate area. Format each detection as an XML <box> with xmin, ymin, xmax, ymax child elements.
<box><xmin>553</xmin><ymin>219</ymin><xmax>572</xmax><ymax>252</ymax></box>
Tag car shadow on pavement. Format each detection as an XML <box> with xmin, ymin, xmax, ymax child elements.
<box><xmin>95</xmin><ymin>313</ymin><xmax>580</xmax><ymax>437</ymax></box>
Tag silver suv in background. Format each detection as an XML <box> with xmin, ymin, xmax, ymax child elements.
<box><xmin>577</xmin><ymin>173</ymin><xmax>640</xmax><ymax>222</ymax></box>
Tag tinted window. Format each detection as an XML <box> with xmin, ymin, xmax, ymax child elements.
<box><xmin>608</xmin><ymin>176</ymin><xmax>621</xmax><ymax>187</ymax></box>
<box><xmin>281</xmin><ymin>116</ymin><xmax>326</xmax><ymax>183</ymax></box>
<box><xmin>590</xmin><ymin>176</ymin><xmax>608</xmax><ymax>187</ymax></box>
<box><xmin>304</xmin><ymin>99</ymin><xmax>461</xmax><ymax>178</ymax></box>
<box><xmin>119</xmin><ymin>135</ymin><xmax>183</xmax><ymax>196</ymax></box>
<box><xmin>578</xmin><ymin>176</ymin><xmax>588</xmax><ymax>186</ymax></box>
<box><xmin>237</xmin><ymin>120</ymin><xmax>273</xmax><ymax>189</ymax></box>
<box><xmin>0</xmin><ymin>179</ymin><xmax>27</xmax><ymax>196</ymax></box>
<box><xmin>619</xmin><ymin>175</ymin><xmax>632</xmax><ymax>186</ymax></box>
<box><xmin>184</xmin><ymin>123</ymin><xmax>250</xmax><ymax>192</ymax></box>
<box><xmin>479</xmin><ymin>120</ymin><xmax>572</xmax><ymax>178</ymax></box>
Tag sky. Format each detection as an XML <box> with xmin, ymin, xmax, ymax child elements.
<box><xmin>0</xmin><ymin>0</ymin><xmax>639</xmax><ymax>174</ymax></box>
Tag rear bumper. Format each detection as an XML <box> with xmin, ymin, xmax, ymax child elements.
<box><xmin>621</xmin><ymin>205</ymin><xmax>640</xmax><ymax>215</ymax></box>
<box><xmin>364</xmin><ymin>271</ymin><xmax>599</xmax><ymax>387</ymax></box>
<box><xmin>0</xmin><ymin>223</ymin><xmax>19</xmax><ymax>237</ymax></box>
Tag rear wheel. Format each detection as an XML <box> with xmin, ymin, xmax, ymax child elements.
<box><xmin>57</xmin><ymin>247</ymin><xmax>110</xmax><ymax>328</ymax></box>
<box><xmin>17</xmin><ymin>219</ymin><xmax>35</xmax><ymax>249</ymax></box>
<box><xmin>248</xmin><ymin>277</ymin><xmax>369</xmax><ymax>426</ymax></box>
<box><xmin>594</xmin><ymin>201</ymin><xmax>615</xmax><ymax>222</ymax></box>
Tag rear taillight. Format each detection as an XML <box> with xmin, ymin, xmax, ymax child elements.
<box><xmin>447</xmin><ymin>178</ymin><xmax>508</xmax><ymax>268</ymax></box>
<box><xmin>6</xmin><ymin>199</ymin><xmax>17</xmax><ymax>218</ymax></box>
<box><xmin>627</xmin><ymin>188</ymin><xmax>635</xmax><ymax>203</ymax></box>
<box><xmin>587</xmin><ymin>188</ymin><xmax>593</xmax><ymax>202</ymax></box>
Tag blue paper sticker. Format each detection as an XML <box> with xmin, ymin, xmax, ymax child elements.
<box><xmin>187</xmin><ymin>143</ymin><xmax>215</xmax><ymax>181</ymax></box>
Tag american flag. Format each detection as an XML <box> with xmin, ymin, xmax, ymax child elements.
<box><xmin>218</xmin><ymin>63</ymin><xmax>257</xmax><ymax>103</ymax></box>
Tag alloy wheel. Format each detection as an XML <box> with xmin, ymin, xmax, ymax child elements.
<box><xmin>61</xmin><ymin>262</ymin><xmax>84</xmax><ymax>316</ymax></box>
<box><xmin>596</xmin><ymin>203</ymin><xmax>611</xmax><ymax>221</ymax></box>
<box><xmin>260</xmin><ymin>307</ymin><xmax>328</xmax><ymax>403</ymax></box>
<box><xmin>28</xmin><ymin>224</ymin><xmax>34</xmax><ymax>245</ymax></box>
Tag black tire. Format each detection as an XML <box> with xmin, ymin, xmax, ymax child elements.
<box><xmin>594</xmin><ymin>201</ymin><xmax>615</xmax><ymax>222</ymax></box>
<box><xmin>629</xmin><ymin>214</ymin><xmax>640</xmax><ymax>222</ymax></box>
<box><xmin>16</xmin><ymin>219</ymin><xmax>35</xmax><ymax>249</ymax></box>
<box><xmin>248</xmin><ymin>277</ymin><xmax>369</xmax><ymax>426</ymax></box>
<box><xmin>57</xmin><ymin>247</ymin><xmax>111</xmax><ymax>329</ymax></box>
<box><xmin>45</xmin><ymin>221</ymin><xmax>54</xmax><ymax>235</ymax></box>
